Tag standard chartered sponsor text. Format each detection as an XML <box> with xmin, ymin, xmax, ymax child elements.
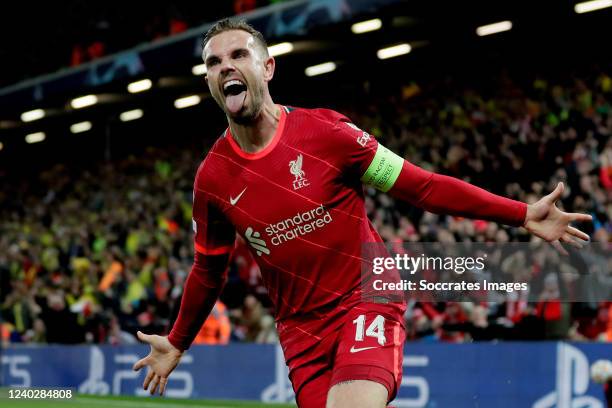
<box><xmin>265</xmin><ymin>204</ymin><xmax>332</xmax><ymax>245</ymax></box>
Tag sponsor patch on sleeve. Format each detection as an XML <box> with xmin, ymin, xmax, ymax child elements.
<box><xmin>345</xmin><ymin>122</ymin><xmax>371</xmax><ymax>147</ymax></box>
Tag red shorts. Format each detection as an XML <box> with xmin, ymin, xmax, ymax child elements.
<box><xmin>284</xmin><ymin>303</ymin><xmax>405</xmax><ymax>408</ymax></box>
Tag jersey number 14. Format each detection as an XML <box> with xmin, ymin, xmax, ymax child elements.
<box><xmin>352</xmin><ymin>314</ymin><xmax>386</xmax><ymax>346</ymax></box>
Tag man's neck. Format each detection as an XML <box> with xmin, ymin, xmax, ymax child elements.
<box><xmin>229</xmin><ymin>101</ymin><xmax>281</xmax><ymax>154</ymax></box>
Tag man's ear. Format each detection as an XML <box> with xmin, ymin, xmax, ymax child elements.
<box><xmin>263</xmin><ymin>56</ymin><xmax>275</xmax><ymax>82</ymax></box>
<box><xmin>204</xmin><ymin>73</ymin><xmax>208</xmax><ymax>85</ymax></box>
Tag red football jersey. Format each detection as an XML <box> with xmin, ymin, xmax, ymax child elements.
<box><xmin>192</xmin><ymin>105</ymin><xmax>404</xmax><ymax>357</ymax></box>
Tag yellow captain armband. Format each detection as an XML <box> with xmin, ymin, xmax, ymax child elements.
<box><xmin>360</xmin><ymin>144</ymin><xmax>404</xmax><ymax>192</ymax></box>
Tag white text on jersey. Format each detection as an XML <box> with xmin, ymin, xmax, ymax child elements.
<box><xmin>265</xmin><ymin>204</ymin><xmax>332</xmax><ymax>246</ymax></box>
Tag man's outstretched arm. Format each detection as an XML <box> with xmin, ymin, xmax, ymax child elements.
<box><xmin>132</xmin><ymin>251</ymin><xmax>230</xmax><ymax>395</ymax></box>
<box><xmin>361</xmin><ymin>145</ymin><xmax>591</xmax><ymax>246</ymax></box>
<box><xmin>389</xmin><ymin>160</ymin><xmax>527</xmax><ymax>226</ymax></box>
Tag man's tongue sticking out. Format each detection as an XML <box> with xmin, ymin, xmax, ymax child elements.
<box><xmin>225</xmin><ymin>90</ymin><xmax>247</xmax><ymax>114</ymax></box>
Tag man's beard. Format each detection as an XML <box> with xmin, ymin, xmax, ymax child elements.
<box><xmin>230</xmin><ymin>97</ymin><xmax>262</xmax><ymax>125</ymax></box>
<box><xmin>232</xmin><ymin>108</ymin><xmax>258</xmax><ymax>125</ymax></box>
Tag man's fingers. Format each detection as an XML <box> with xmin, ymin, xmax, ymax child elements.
<box><xmin>143</xmin><ymin>369</ymin><xmax>155</xmax><ymax>391</ymax></box>
<box><xmin>137</xmin><ymin>331</ymin><xmax>153</xmax><ymax>344</ymax></box>
<box><xmin>133</xmin><ymin>356</ymin><xmax>149</xmax><ymax>372</ymax></box>
<box><xmin>159</xmin><ymin>377</ymin><xmax>168</xmax><ymax>396</ymax></box>
<box><xmin>569</xmin><ymin>213</ymin><xmax>593</xmax><ymax>223</ymax></box>
<box><xmin>150</xmin><ymin>375</ymin><xmax>160</xmax><ymax>395</ymax></box>
<box><xmin>551</xmin><ymin>240</ymin><xmax>569</xmax><ymax>256</ymax></box>
<box><xmin>566</xmin><ymin>226</ymin><xmax>590</xmax><ymax>241</ymax></box>
<box><xmin>561</xmin><ymin>234</ymin><xmax>583</xmax><ymax>249</ymax></box>
<box><xmin>546</xmin><ymin>182</ymin><xmax>564</xmax><ymax>204</ymax></box>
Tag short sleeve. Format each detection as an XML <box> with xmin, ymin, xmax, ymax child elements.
<box><xmin>192</xmin><ymin>180</ymin><xmax>236</xmax><ymax>255</ymax></box>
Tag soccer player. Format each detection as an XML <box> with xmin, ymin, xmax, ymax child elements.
<box><xmin>132</xmin><ymin>18</ymin><xmax>592</xmax><ymax>407</ymax></box>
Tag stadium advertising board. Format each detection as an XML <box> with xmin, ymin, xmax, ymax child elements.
<box><xmin>1</xmin><ymin>342</ymin><xmax>608</xmax><ymax>407</ymax></box>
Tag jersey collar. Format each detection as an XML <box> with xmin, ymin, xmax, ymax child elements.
<box><xmin>225</xmin><ymin>105</ymin><xmax>287</xmax><ymax>160</ymax></box>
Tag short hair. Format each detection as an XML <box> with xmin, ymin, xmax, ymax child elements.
<box><xmin>203</xmin><ymin>18</ymin><xmax>269</xmax><ymax>58</ymax></box>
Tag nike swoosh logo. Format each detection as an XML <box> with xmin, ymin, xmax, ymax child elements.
<box><xmin>230</xmin><ymin>187</ymin><xmax>247</xmax><ymax>205</ymax></box>
<box><xmin>349</xmin><ymin>346</ymin><xmax>377</xmax><ymax>353</ymax></box>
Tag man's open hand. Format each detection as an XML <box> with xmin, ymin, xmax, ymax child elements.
<box><xmin>524</xmin><ymin>182</ymin><xmax>592</xmax><ymax>254</ymax></box>
<box><xmin>132</xmin><ymin>331</ymin><xmax>183</xmax><ymax>396</ymax></box>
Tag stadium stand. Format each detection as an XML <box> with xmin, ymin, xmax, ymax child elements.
<box><xmin>1</xmin><ymin>66</ymin><xmax>610</xmax><ymax>346</ymax></box>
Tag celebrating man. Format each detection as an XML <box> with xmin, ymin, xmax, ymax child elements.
<box><xmin>133</xmin><ymin>18</ymin><xmax>591</xmax><ymax>408</ymax></box>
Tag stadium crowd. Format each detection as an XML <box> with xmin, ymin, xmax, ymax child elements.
<box><xmin>1</xmin><ymin>68</ymin><xmax>611</xmax><ymax>347</ymax></box>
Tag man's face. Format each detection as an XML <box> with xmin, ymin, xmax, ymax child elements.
<box><xmin>203</xmin><ymin>30</ymin><xmax>274</xmax><ymax>124</ymax></box>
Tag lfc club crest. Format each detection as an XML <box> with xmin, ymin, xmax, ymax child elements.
<box><xmin>289</xmin><ymin>154</ymin><xmax>309</xmax><ymax>190</ymax></box>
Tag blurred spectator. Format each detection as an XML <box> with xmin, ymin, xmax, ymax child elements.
<box><xmin>231</xmin><ymin>295</ymin><xmax>275</xmax><ymax>343</ymax></box>
<box><xmin>234</xmin><ymin>0</ymin><xmax>258</xmax><ymax>15</ymax></box>
<box><xmin>39</xmin><ymin>291</ymin><xmax>84</xmax><ymax>344</ymax></box>
<box><xmin>193</xmin><ymin>301</ymin><xmax>231</xmax><ymax>345</ymax></box>
<box><xmin>1</xmin><ymin>280</ymin><xmax>41</xmax><ymax>341</ymax></box>
<box><xmin>107</xmin><ymin>314</ymin><xmax>137</xmax><ymax>345</ymax></box>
